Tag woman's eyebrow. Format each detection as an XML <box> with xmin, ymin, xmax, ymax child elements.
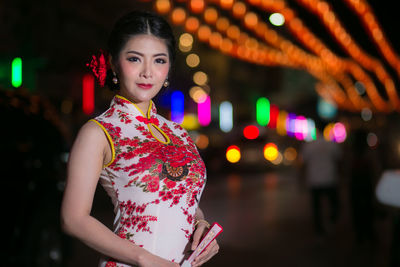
<box><xmin>126</xmin><ymin>51</ymin><xmax>168</xmax><ymax>57</ymax></box>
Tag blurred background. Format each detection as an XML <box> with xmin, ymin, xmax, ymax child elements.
<box><xmin>2</xmin><ymin>0</ymin><xmax>400</xmax><ymax>266</ymax></box>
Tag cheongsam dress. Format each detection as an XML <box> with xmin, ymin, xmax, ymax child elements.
<box><xmin>90</xmin><ymin>95</ymin><xmax>207</xmax><ymax>267</ymax></box>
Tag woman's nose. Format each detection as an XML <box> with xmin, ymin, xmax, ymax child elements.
<box><xmin>140</xmin><ymin>61</ymin><xmax>152</xmax><ymax>78</ymax></box>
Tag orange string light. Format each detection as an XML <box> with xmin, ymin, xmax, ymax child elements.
<box><xmin>151</xmin><ymin>0</ymin><xmax>398</xmax><ymax>113</ymax></box>
<box><xmin>296</xmin><ymin>0</ymin><xmax>400</xmax><ymax>111</ymax></box>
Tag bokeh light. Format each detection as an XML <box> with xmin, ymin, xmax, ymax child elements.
<box><xmin>277</xmin><ymin>111</ymin><xmax>288</xmax><ymax>136</ymax></box>
<box><xmin>171</xmin><ymin>90</ymin><xmax>185</xmax><ymax>124</ymax></box>
<box><xmin>284</xmin><ymin>147</ymin><xmax>297</xmax><ymax>162</ymax></box>
<box><xmin>232</xmin><ymin>2</ymin><xmax>246</xmax><ymax>18</ymax></box>
<box><xmin>333</xmin><ymin>122</ymin><xmax>347</xmax><ymax>143</ymax></box>
<box><xmin>204</xmin><ymin>7</ymin><xmax>218</xmax><ymax>24</ymax></box>
<box><xmin>195</xmin><ymin>133</ymin><xmax>209</xmax><ymax>149</ymax></box>
<box><xmin>317</xmin><ymin>98</ymin><xmax>337</xmax><ymax>119</ymax></box>
<box><xmin>268</xmin><ymin>104</ymin><xmax>279</xmax><ymax>129</ymax></box>
<box><xmin>181</xmin><ymin>113</ymin><xmax>200</xmax><ymax>130</ymax></box>
<box><xmin>189</xmin><ymin>86</ymin><xmax>208</xmax><ymax>103</ymax></box>
<box><xmin>271</xmin><ymin>152</ymin><xmax>283</xmax><ymax>165</ymax></box>
<box><xmin>264</xmin><ymin>143</ymin><xmax>279</xmax><ymax>161</ymax></box>
<box><xmin>179</xmin><ymin>33</ymin><xmax>193</xmax><ymax>52</ymax></box>
<box><xmin>367</xmin><ymin>132</ymin><xmax>378</xmax><ymax>148</ymax></box>
<box><xmin>186</xmin><ymin>53</ymin><xmax>200</xmax><ymax>67</ymax></box>
<box><xmin>11</xmin><ymin>57</ymin><xmax>22</xmax><ymax>88</ymax></box>
<box><xmin>193</xmin><ymin>71</ymin><xmax>208</xmax><ymax>85</ymax></box>
<box><xmin>361</xmin><ymin>108</ymin><xmax>372</xmax><ymax>121</ymax></box>
<box><xmin>295</xmin><ymin>116</ymin><xmax>308</xmax><ymax>141</ymax></box>
<box><xmin>256</xmin><ymin>97</ymin><xmax>270</xmax><ymax>126</ymax></box>
<box><xmin>269</xmin><ymin>13</ymin><xmax>285</xmax><ymax>26</ymax></box>
<box><xmin>189</xmin><ymin>0</ymin><xmax>205</xmax><ymax>13</ymax></box>
<box><xmin>171</xmin><ymin>7</ymin><xmax>186</xmax><ymax>25</ymax></box>
<box><xmin>155</xmin><ymin>0</ymin><xmax>171</xmax><ymax>14</ymax></box>
<box><xmin>226</xmin><ymin>145</ymin><xmax>241</xmax><ymax>163</ymax></box>
<box><xmin>198</xmin><ymin>95</ymin><xmax>211</xmax><ymax>126</ymax></box>
<box><xmin>219</xmin><ymin>101</ymin><xmax>233</xmax><ymax>132</ymax></box>
<box><xmin>243</xmin><ymin>125</ymin><xmax>259</xmax><ymax>139</ymax></box>
<box><xmin>82</xmin><ymin>73</ymin><xmax>94</xmax><ymax>115</ymax></box>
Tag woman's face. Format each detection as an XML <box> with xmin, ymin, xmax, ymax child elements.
<box><xmin>115</xmin><ymin>34</ymin><xmax>170</xmax><ymax>110</ymax></box>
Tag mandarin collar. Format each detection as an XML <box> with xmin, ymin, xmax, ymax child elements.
<box><xmin>112</xmin><ymin>95</ymin><xmax>157</xmax><ymax>119</ymax></box>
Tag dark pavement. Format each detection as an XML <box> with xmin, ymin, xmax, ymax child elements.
<box><xmin>65</xmin><ymin>167</ymin><xmax>393</xmax><ymax>267</ymax></box>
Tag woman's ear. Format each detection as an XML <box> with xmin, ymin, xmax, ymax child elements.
<box><xmin>108</xmin><ymin>55</ymin><xmax>116</xmax><ymax>73</ymax></box>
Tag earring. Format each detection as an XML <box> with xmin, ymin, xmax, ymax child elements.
<box><xmin>163</xmin><ymin>79</ymin><xmax>169</xmax><ymax>87</ymax></box>
<box><xmin>112</xmin><ymin>72</ymin><xmax>118</xmax><ymax>84</ymax></box>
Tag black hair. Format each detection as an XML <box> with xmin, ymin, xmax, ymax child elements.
<box><xmin>106</xmin><ymin>10</ymin><xmax>176</xmax><ymax>91</ymax></box>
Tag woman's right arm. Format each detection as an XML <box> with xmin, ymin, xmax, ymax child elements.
<box><xmin>60</xmin><ymin>121</ymin><xmax>178</xmax><ymax>267</ymax></box>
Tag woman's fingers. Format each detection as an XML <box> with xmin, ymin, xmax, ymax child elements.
<box><xmin>192</xmin><ymin>240</ymin><xmax>219</xmax><ymax>266</ymax></box>
<box><xmin>191</xmin><ymin>226</ymin><xmax>206</xmax><ymax>250</ymax></box>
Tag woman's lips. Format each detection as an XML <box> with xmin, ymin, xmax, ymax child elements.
<box><xmin>137</xmin><ymin>83</ymin><xmax>153</xmax><ymax>89</ymax></box>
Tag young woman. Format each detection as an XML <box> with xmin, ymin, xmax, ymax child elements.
<box><xmin>61</xmin><ymin>10</ymin><xmax>219</xmax><ymax>267</ymax></box>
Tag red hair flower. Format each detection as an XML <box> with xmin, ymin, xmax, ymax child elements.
<box><xmin>86</xmin><ymin>49</ymin><xmax>110</xmax><ymax>87</ymax></box>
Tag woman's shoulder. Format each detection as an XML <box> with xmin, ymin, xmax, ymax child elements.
<box><xmin>78</xmin><ymin>120</ymin><xmax>108</xmax><ymax>138</ymax></box>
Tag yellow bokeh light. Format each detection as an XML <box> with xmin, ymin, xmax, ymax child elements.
<box><xmin>180</xmin><ymin>33</ymin><xmax>193</xmax><ymax>46</ymax></box>
<box><xmin>193</xmin><ymin>90</ymin><xmax>208</xmax><ymax>103</ymax></box>
<box><xmin>181</xmin><ymin>113</ymin><xmax>200</xmax><ymax>131</ymax></box>
<box><xmin>186</xmin><ymin>53</ymin><xmax>200</xmax><ymax>67</ymax></box>
<box><xmin>179</xmin><ymin>33</ymin><xmax>193</xmax><ymax>52</ymax></box>
<box><xmin>189</xmin><ymin>86</ymin><xmax>208</xmax><ymax>103</ymax></box>
<box><xmin>226</xmin><ymin>145</ymin><xmax>241</xmax><ymax>163</ymax></box>
<box><xmin>264</xmin><ymin>143</ymin><xmax>278</xmax><ymax>161</ymax></box>
<box><xmin>179</xmin><ymin>43</ymin><xmax>192</xmax><ymax>52</ymax></box>
<box><xmin>193</xmin><ymin>71</ymin><xmax>208</xmax><ymax>86</ymax></box>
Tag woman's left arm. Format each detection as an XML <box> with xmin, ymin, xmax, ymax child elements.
<box><xmin>191</xmin><ymin>207</ymin><xmax>219</xmax><ymax>267</ymax></box>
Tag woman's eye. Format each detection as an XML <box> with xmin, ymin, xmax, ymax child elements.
<box><xmin>155</xmin><ymin>58</ymin><xmax>167</xmax><ymax>64</ymax></box>
<box><xmin>127</xmin><ymin>57</ymin><xmax>140</xmax><ymax>62</ymax></box>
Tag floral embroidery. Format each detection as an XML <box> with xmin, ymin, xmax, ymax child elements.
<box><xmin>117</xmin><ymin>110</ymin><xmax>132</xmax><ymax>124</ymax></box>
<box><xmin>105</xmin><ymin>107</ymin><xmax>115</xmax><ymax>118</ymax></box>
<box><xmin>136</xmin><ymin>115</ymin><xmax>159</xmax><ymax>125</ymax></box>
<box><xmin>118</xmin><ymin>200</ymin><xmax>158</xmax><ymax>236</ymax></box>
<box><xmin>105</xmin><ymin>261</ymin><xmax>117</xmax><ymax>267</ymax></box>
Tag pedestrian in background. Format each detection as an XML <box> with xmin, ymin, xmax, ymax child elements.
<box><xmin>299</xmin><ymin>123</ymin><xmax>343</xmax><ymax>237</ymax></box>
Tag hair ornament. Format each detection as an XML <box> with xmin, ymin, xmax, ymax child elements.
<box><xmin>86</xmin><ymin>49</ymin><xmax>110</xmax><ymax>87</ymax></box>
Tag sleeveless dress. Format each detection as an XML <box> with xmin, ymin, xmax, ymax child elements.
<box><xmin>90</xmin><ymin>95</ymin><xmax>207</xmax><ymax>266</ymax></box>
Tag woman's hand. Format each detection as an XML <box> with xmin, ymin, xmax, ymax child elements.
<box><xmin>190</xmin><ymin>222</ymin><xmax>220</xmax><ymax>267</ymax></box>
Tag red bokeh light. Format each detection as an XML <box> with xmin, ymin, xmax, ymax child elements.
<box><xmin>243</xmin><ymin>125</ymin><xmax>259</xmax><ymax>139</ymax></box>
